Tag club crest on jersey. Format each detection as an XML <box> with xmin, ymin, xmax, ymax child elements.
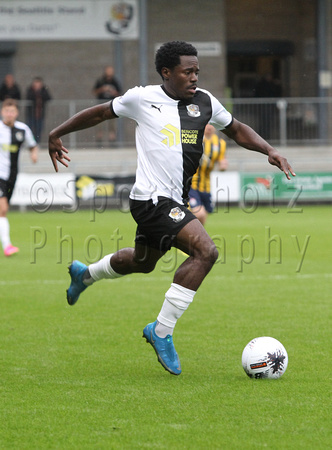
<box><xmin>186</xmin><ymin>104</ymin><xmax>200</xmax><ymax>118</ymax></box>
<box><xmin>169</xmin><ymin>207</ymin><xmax>185</xmax><ymax>223</ymax></box>
<box><xmin>15</xmin><ymin>131</ymin><xmax>24</xmax><ymax>142</ymax></box>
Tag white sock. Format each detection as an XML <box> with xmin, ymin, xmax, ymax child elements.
<box><xmin>86</xmin><ymin>254</ymin><xmax>123</xmax><ymax>284</ymax></box>
<box><xmin>156</xmin><ymin>283</ymin><xmax>196</xmax><ymax>337</ymax></box>
<box><xmin>0</xmin><ymin>217</ymin><xmax>11</xmax><ymax>249</ymax></box>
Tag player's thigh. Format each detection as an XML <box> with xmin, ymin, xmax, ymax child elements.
<box><xmin>174</xmin><ymin>218</ymin><xmax>217</xmax><ymax>260</ymax></box>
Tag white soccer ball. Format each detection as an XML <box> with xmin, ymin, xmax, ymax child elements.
<box><xmin>242</xmin><ymin>336</ymin><xmax>288</xmax><ymax>379</ymax></box>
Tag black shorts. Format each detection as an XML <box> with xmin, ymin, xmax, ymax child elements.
<box><xmin>129</xmin><ymin>196</ymin><xmax>196</xmax><ymax>251</ymax></box>
<box><xmin>0</xmin><ymin>178</ymin><xmax>16</xmax><ymax>202</ymax></box>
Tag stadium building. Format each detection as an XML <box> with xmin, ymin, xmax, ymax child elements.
<box><xmin>0</xmin><ymin>0</ymin><xmax>331</xmax><ymax>148</ymax></box>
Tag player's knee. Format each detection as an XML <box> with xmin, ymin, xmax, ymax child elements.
<box><xmin>207</xmin><ymin>243</ymin><xmax>219</xmax><ymax>265</ymax></box>
<box><xmin>133</xmin><ymin>253</ymin><xmax>157</xmax><ymax>273</ymax></box>
<box><xmin>199</xmin><ymin>241</ymin><xmax>218</xmax><ymax>268</ymax></box>
<box><xmin>210</xmin><ymin>244</ymin><xmax>219</xmax><ymax>264</ymax></box>
<box><xmin>137</xmin><ymin>260</ymin><xmax>157</xmax><ymax>273</ymax></box>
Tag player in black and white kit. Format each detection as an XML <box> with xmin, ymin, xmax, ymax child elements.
<box><xmin>49</xmin><ymin>41</ymin><xmax>295</xmax><ymax>375</ymax></box>
<box><xmin>0</xmin><ymin>99</ymin><xmax>38</xmax><ymax>256</ymax></box>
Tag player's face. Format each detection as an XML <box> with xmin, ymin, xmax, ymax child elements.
<box><xmin>1</xmin><ymin>106</ymin><xmax>19</xmax><ymax>126</ymax></box>
<box><xmin>163</xmin><ymin>55</ymin><xmax>199</xmax><ymax>100</ymax></box>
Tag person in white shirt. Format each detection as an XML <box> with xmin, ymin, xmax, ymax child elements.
<box><xmin>0</xmin><ymin>99</ymin><xmax>38</xmax><ymax>256</ymax></box>
<box><xmin>49</xmin><ymin>41</ymin><xmax>295</xmax><ymax>376</ymax></box>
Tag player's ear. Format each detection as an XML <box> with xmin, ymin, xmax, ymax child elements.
<box><xmin>161</xmin><ymin>67</ymin><xmax>170</xmax><ymax>80</ymax></box>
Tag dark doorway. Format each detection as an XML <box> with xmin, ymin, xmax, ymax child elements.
<box><xmin>0</xmin><ymin>42</ymin><xmax>16</xmax><ymax>85</ymax></box>
<box><xmin>227</xmin><ymin>40</ymin><xmax>294</xmax><ymax>98</ymax></box>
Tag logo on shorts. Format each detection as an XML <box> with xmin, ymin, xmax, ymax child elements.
<box><xmin>189</xmin><ymin>197</ymin><xmax>198</xmax><ymax>208</ymax></box>
<box><xmin>169</xmin><ymin>207</ymin><xmax>185</xmax><ymax>223</ymax></box>
<box><xmin>186</xmin><ymin>104</ymin><xmax>200</xmax><ymax>117</ymax></box>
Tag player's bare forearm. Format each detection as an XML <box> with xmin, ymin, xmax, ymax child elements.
<box><xmin>222</xmin><ymin>118</ymin><xmax>273</xmax><ymax>154</ymax></box>
<box><xmin>49</xmin><ymin>102</ymin><xmax>114</xmax><ymax>140</ymax></box>
<box><xmin>48</xmin><ymin>102</ymin><xmax>115</xmax><ymax>172</ymax></box>
<box><xmin>222</xmin><ymin>118</ymin><xmax>296</xmax><ymax>180</ymax></box>
<box><xmin>30</xmin><ymin>146</ymin><xmax>39</xmax><ymax>164</ymax></box>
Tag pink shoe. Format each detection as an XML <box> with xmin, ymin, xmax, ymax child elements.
<box><xmin>4</xmin><ymin>245</ymin><xmax>19</xmax><ymax>257</ymax></box>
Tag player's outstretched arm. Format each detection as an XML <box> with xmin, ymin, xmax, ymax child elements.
<box><xmin>222</xmin><ymin>118</ymin><xmax>296</xmax><ymax>180</ymax></box>
<box><xmin>49</xmin><ymin>102</ymin><xmax>116</xmax><ymax>172</ymax></box>
<box><xmin>29</xmin><ymin>145</ymin><xmax>39</xmax><ymax>164</ymax></box>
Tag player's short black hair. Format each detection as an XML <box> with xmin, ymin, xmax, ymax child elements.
<box><xmin>1</xmin><ymin>98</ymin><xmax>19</xmax><ymax>109</ymax></box>
<box><xmin>155</xmin><ymin>41</ymin><xmax>198</xmax><ymax>79</ymax></box>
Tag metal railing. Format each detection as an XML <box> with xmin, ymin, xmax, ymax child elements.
<box><xmin>223</xmin><ymin>97</ymin><xmax>332</xmax><ymax>146</ymax></box>
<box><xmin>19</xmin><ymin>97</ymin><xmax>332</xmax><ymax>148</ymax></box>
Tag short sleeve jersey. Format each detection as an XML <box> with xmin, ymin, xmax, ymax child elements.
<box><xmin>0</xmin><ymin>120</ymin><xmax>36</xmax><ymax>182</ymax></box>
<box><xmin>112</xmin><ymin>85</ymin><xmax>232</xmax><ymax>205</ymax></box>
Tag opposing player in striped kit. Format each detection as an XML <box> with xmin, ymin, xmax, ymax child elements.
<box><xmin>49</xmin><ymin>41</ymin><xmax>295</xmax><ymax>375</ymax></box>
<box><xmin>189</xmin><ymin>123</ymin><xmax>228</xmax><ymax>225</ymax></box>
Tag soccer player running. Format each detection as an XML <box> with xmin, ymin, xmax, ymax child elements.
<box><xmin>49</xmin><ymin>41</ymin><xmax>295</xmax><ymax>376</ymax></box>
<box><xmin>0</xmin><ymin>99</ymin><xmax>38</xmax><ymax>256</ymax></box>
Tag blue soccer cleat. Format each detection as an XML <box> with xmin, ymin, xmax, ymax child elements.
<box><xmin>67</xmin><ymin>260</ymin><xmax>88</xmax><ymax>306</ymax></box>
<box><xmin>143</xmin><ymin>321</ymin><xmax>182</xmax><ymax>375</ymax></box>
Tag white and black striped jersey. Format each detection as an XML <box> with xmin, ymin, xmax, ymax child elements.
<box><xmin>0</xmin><ymin>120</ymin><xmax>36</xmax><ymax>182</ymax></box>
<box><xmin>112</xmin><ymin>85</ymin><xmax>232</xmax><ymax>205</ymax></box>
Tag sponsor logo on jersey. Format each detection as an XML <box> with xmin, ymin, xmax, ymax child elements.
<box><xmin>181</xmin><ymin>129</ymin><xmax>198</xmax><ymax>144</ymax></box>
<box><xmin>161</xmin><ymin>125</ymin><xmax>199</xmax><ymax>146</ymax></box>
<box><xmin>161</xmin><ymin>124</ymin><xmax>180</xmax><ymax>147</ymax></box>
<box><xmin>169</xmin><ymin>207</ymin><xmax>185</xmax><ymax>223</ymax></box>
<box><xmin>2</xmin><ymin>144</ymin><xmax>19</xmax><ymax>153</ymax></box>
<box><xmin>186</xmin><ymin>104</ymin><xmax>201</xmax><ymax>117</ymax></box>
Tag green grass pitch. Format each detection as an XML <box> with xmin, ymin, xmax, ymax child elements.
<box><xmin>0</xmin><ymin>204</ymin><xmax>330</xmax><ymax>449</ymax></box>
